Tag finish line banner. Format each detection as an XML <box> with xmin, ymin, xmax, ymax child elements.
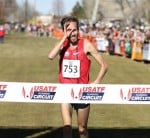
<box><xmin>0</xmin><ymin>82</ymin><xmax>150</xmax><ymax>104</ymax></box>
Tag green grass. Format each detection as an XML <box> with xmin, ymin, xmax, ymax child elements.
<box><xmin>0</xmin><ymin>33</ymin><xmax>57</xmax><ymax>83</ymax></box>
<box><xmin>0</xmin><ymin>33</ymin><xmax>150</xmax><ymax>137</ymax></box>
<box><xmin>0</xmin><ymin>33</ymin><xmax>149</xmax><ymax>84</ymax></box>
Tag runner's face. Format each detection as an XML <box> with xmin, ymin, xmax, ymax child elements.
<box><xmin>66</xmin><ymin>22</ymin><xmax>78</xmax><ymax>44</ymax></box>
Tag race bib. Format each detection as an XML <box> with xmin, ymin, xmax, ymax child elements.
<box><xmin>62</xmin><ymin>59</ymin><xmax>80</xmax><ymax>78</ymax></box>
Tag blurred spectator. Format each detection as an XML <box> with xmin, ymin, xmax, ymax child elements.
<box><xmin>0</xmin><ymin>25</ymin><xmax>5</xmax><ymax>43</ymax></box>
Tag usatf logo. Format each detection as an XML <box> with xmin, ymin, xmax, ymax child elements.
<box><xmin>120</xmin><ymin>87</ymin><xmax>150</xmax><ymax>101</ymax></box>
<box><xmin>22</xmin><ymin>85</ymin><xmax>57</xmax><ymax>100</ymax></box>
<box><xmin>71</xmin><ymin>86</ymin><xmax>105</xmax><ymax>101</ymax></box>
<box><xmin>0</xmin><ymin>85</ymin><xmax>7</xmax><ymax>98</ymax></box>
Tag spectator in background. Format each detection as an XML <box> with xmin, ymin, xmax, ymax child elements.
<box><xmin>145</xmin><ymin>29</ymin><xmax>150</xmax><ymax>40</ymax></box>
<box><xmin>0</xmin><ymin>25</ymin><xmax>5</xmax><ymax>43</ymax></box>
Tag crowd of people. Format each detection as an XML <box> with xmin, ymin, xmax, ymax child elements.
<box><xmin>39</xmin><ymin>20</ymin><xmax>149</xmax><ymax>63</ymax></box>
<box><xmin>0</xmin><ymin>25</ymin><xmax>5</xmax><ymax>43</ymax></box>
<box><xmin>0</xmin><ymin>19</ymin><xmax>150</xmax><ymax>63</ymax></box>
<box><xmin>78</xmin><ymin>22</ymin><xmax>150</xmax><ymax>62</ymax></box>
<box><xmin>26</xmin><ymin>20</ymin><xmax>150</xmax><ymax>63</ymax></box>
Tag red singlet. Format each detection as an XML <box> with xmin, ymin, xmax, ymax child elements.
<box><xmin>59</xmin><ymin>39</ymin><xmax>91</xmax><ymax>84</ymax></box>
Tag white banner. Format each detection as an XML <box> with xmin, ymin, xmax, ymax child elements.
<box><xmin>96</xmin><ymin>38</ymin><xmax>108</xmax><ymax>52</ymax></box>
<box><xmin>0</xmin><ymin>82</ymin><xmax>150</xmax><ymax>104</ymax></box>
<box><xmin>143</xmin><ymin>43</ymin><xmax>150</xmax><ymax>61</ymax></box>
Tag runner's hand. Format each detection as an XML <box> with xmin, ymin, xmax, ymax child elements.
<box><xmin>64</xmin><ymin>23</ymin><xmax>72</xmax><ymax>38</ymax></box>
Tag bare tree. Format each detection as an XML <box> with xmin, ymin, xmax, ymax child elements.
<box><xmin>81</xmin><ymin>0</ymin><xmax>97</xmax><ymax>24</ymax></box>
<box><xmin>125</xmin><ymin>0</ymin><xmax>131</xmax><ymax>9</ymax></box>
<box><xmin>141</xmin><ymin>0</ymin><xmax>150</xmax><ymax>23</ymax></box>
<box><xmin>128</xmin><ymin>0</ymin><xmax>150</xmax><ymax>24</ymax></box>
<box><xmin>16</xmin><ymin>0</ymin><xmax>39</xmax><ymax>22</ymax></box>
<box><xmin>0</xmin><ymin>1</ymin><xmax>4</xmax><ymax>20</ymax></box>
<box><xmin>115</xmin><ymin>0</ymin><xmax>126</xmax><ymax>17</ymax></box>
<box><xmin>0</xmin><ymin>0</ymin><xmax>18</xmax><ymax>21</ymax></box>
<box><xmin>81</xmin><ymin>0</ymin><xmax>150</xmax><ymax>25</ymax></box>
<box><xmin>52</xmin><ymin>0</ymin><xmax>65</xmax><ymax>16</ymax></box>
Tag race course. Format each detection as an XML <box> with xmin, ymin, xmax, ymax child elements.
<box><xmin>0</xmin><ymin>33</ymin><xmax>150</xmax><ymax>138</ymax></box>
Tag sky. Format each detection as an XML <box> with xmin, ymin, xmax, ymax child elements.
<box><xmin>16</xmin><ymin>0</ymin><xmax>80</xmax><ymax>15</ymax></box>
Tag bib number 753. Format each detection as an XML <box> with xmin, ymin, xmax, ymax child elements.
<box><xmin>62</xmin><ymin>59</ymin><xmax>80</xmax><ymax>78</ymax></box>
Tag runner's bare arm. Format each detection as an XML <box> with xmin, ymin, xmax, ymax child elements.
<box><xmin>48</xmin><ymin>35</ymin><xmax>67</xmax><ymax>60</ymax></box>
<box><xmin>84</xmin><ymin>39</ymin><xmax>108</xmax><ymax>84</ymax></box>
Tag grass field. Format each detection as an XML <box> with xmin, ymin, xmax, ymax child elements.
<box><xmin>0</xmin><ymin>32</ymin><xmax>150</xmax><ymax>138</ymax></box>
